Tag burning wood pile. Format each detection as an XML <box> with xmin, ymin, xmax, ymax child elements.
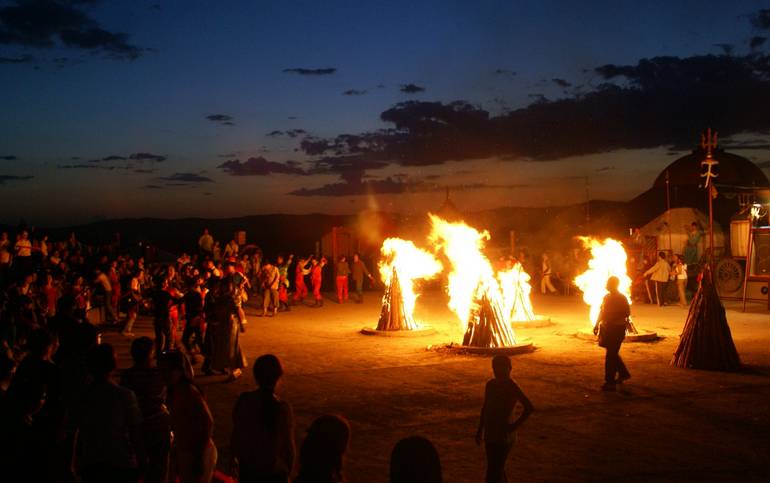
<box><xmin>671</xmin><ymin>267</ymin><xmax>741</xmax><ymax>371</ymax></box>
<box><xmin>574</xmin><ymin>237</ymin><xmax>656</xmax><ymax>341</ymax></box>
<box><xmin>366</xmin><ymin>238</ymin><xmax>441</xmax><ymax>334</ymax></box>
<box><xmin>498</xmin><ymin>261</ymin><xmax>537</xmax><ymax>324</ymax></box>
<box><xmin>429</xmin><ymin>215</ymin><xmax>520</xmax><ymax>349</ymax></box>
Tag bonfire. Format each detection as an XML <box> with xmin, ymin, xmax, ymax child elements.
<box><xmin>499</xmin><ymin>261</ymin><xmax>536</xmax><ymax>323</ymax></box>
<box><xmin>375</xmin><ymin>238</ymin><xmax>442</xmax><ymax>331</ymax></box>
<box><xmin>573</xmin><ymin>237</ymin><xmax>634</xmax><ymax>331</ymax></box>
<box><xmin>429</xmin><ymin>215</ymin><xmax>518</xmax><ymax>348</ymax></box>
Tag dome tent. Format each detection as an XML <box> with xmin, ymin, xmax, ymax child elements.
<box><xmin>639</xmin><ymin>207</ymin><xmax>724</xmax><ymax>257</ymax></box>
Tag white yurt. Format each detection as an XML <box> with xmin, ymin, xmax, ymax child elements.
<box><xmin>640</xmin><ymin>207</ymin><xmax>725</xmax><ymax>257</ymax></box>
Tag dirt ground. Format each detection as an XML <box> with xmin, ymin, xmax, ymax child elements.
<box><xmin>106</xmin><ymin>291</ymin><xmax>770</xmax><ymax>482</ymax></box>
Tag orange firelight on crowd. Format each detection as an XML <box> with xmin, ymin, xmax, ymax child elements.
<box><xmin>378</xmin><ymin>237</ymin><xmax>442</xmax><ymax>330</ymax></box>
<box><xmin>573</xmin><ymin>237</ymin><xmax>632</xmax><ymax>327</ymax></box>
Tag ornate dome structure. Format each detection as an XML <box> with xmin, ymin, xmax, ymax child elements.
<box><xmin>653</xmin><ymin>148</ymin><xmax>769</xmax><ymax>188</ymax></box>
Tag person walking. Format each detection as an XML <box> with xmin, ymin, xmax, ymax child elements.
<box><xmin>540</xmin><ymin>253</ymin><xmax>557</xmax><ymax>295</ymax></box>
<box><xmin>293</xmin><ymin>257</ymin><xmax>311</xmax><ymax>305</ymax></box>
<box><xmin>350</xmin><ymin>254</ymin><xmax>374</xmax><ymax>304</ymax></box>
<box><xmin>261</xmin><ymin>261</ymin><xmax>280</xmax><ymax>317</ymax></box>
<box><xmin>335</xmin><ymin>256</ymin><xmax>350</xmax><ymax>304</ymax></box>
<box><xmin>475</xmin><ymin>355</ymin><xmax>534</xmax><ymax>483</ymax></box>
<box><xmin>644</xmin><ymin>251</ymin><xmax>671</xmax><ymax>307</ymax></box>
<box><xmin>231</xmin><ymin>354</ymin><xmax>295</xmax><ymax>483</ymax></box>
<box><xmin>593</xmin><ymin>276</ymin><xmax>632</xmax><ymax>391</ymax></box>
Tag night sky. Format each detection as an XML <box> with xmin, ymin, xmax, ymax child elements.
<box><xmin>1</xmin><ymin>0</ymin><xmax>770</xmax><ymax>226</ymax></box>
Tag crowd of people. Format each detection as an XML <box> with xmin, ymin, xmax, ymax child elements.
<box><xmin>0</xmin><ymin>227</ymin><xmax>537</xmax><ymax>482</ymax></box>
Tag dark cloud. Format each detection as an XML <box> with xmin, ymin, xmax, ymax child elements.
<box><xmin>129</xmin><ymin>152</ymin><xmax>166</xmax><ymax>162</ymax></box>
<box><xmin>218</xmin><ymin>156</ymin><xmax>307</xmax><ymax>176</ymax></box>
<box><xmin>143</xmin><ymin>184</ymin><xmax>162</xmax><ymax>189</ymax></box>
<box><xmin>342</xmin><ymin>89</ymin><xmax>367</xmax><ymax>96</ymax></box>
<box><xmin>495</xmin><ymin>69</ymin><xmax>516</xmax><ymax>76</ymax></box>
<box><xmin>750</xmin><ymin>36</ymin><xmax>767</xmax><ymax>50</ymax></box>
<box><xmin>133</xmin><ymin>168</ymin><xmax>156</xmax><ymax>174</ymax></box>
<box><xmin>713</xmin><ymin>43</ymin><xmax>734</xmax><ymax>56</ymax></box>
<box><xmin>400</xmin><ymin>83</ymin><xmax>426</xmax><ymax>94</ymax></box>
<box><xmin>286</xmin><ymin>129</ymin><xmax>306</xmax><ymax>138</ymax></box>
<box><xmin>551</xmin><ymin>78</ymin><xmax>572</xmax><ymax>88</ymax></box>
<box><xmin>297</xmin><ymin>54</ymin><xmax>770</xmax><ymax>170</ymax></box>
<box><xmin>101</xmin><ymin>155</ymin><xmax>126</xmax><ymax>161</ymax></box>
<box><xmin>158</xmin><ymin>172</ymin><xmax>213</xmax><ymax>183</ymax></box>
<box><xmin>0</xmin><ymin>174</ymin><xmax>32</xmax><ymax>184</ymax></box>
<box><xmin>282</xmin><ymin>67</ymin><xmax>336</xmax><ymax>75</ymax></box>
<box><xmin>0</xmin><ymin>0</ymin><xmax>145</xmax><ymax>60</ymax></box>
<box><xmin>751</xmin><ymin>9</ymin><xmax>770</xmax><ymax>30</ymax></box>
<box><xmin>0</xmin><ymin>54</ymin><xmax>33</xmax><ymax>63</ymax></box>
<box><xmin>218</xmin><ymin>153</ymin><xmax>237</xmax><ymax>158</ymax></box>
<box><xmin>266</xmin><ymin>130</ymin><xmax>283</xmax><ymax>137</ymax></box>
<box><xmin>0</xmin><ymin>155</ymin><xmax>17</xmax><ymax>160</ymax></box>
<box><xmin>205</xmin><ymin>114</ymin><xmax>234</xmax><ymax>126</ymax></box>
<box><xmin>69</xmin><ymin>156</ymin><xmax>80</xmax><ymax>160</ymax></box>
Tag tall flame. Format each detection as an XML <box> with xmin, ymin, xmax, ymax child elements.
<box><xmin>573</xmin><ymin>237</ymin><xmax>632</xmax><ymax>327</ymax></box>
<box><xmin>428</xmin><ymin>215</ymin><xmax>517</xmax><ymax>346</ymax></box>
<box><xmin>378</xmin><ymin>237</ymin><xmax>442</xmax><ymax>328</ymax></box>
<box><xmin>499</xmin><ymin>262</ymin><xmax>535</xmax><ymax>322</ymax></box>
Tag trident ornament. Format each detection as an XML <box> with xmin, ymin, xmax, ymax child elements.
<box><xmin>700</xmin><ymin>128</ymin><xmax>719</xmax><ymax>188</ymax></box>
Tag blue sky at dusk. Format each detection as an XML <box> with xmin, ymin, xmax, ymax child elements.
<box><xmin>1</xmin><ymin>0</ymin><xmax>770</xmax><ymax>226</ymax></box>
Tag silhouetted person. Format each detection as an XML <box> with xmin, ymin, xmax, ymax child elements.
<box><xmin>73</xmin><ymin>343</ymin><xmax>144</xmax><ymax>483</ymax></box>
<box><xmin>390</xmin><ymin>436</ymin><xmax>442</xmax><ymax>483</ymax></box>
<box><xmin>294</xmin><ymin>414</ymin><xmax>350</xmax><ymax>483</ymax></box>
<box><xmin>231</xmin><ymin>354</ymin><xmax>295</xmax><ymax>483</ymax></box>
<box><xmin>121</xmin><ymin>337</ymin><xmax>170</xmax><ymax>483</ymax></box>
<box><xmin>159</xmin><ymin>351</ymin><xmax>217</xmax><ymax>483</ymax></box>
<box><xmin>594</xmin><ymin>276</ymin><xmax>631</xmax><ymax>391</ymax></box>
<box><xmin>475</xmin><ymin>355</ymin><xmax>534</xmax><ymax>483</ymax></box>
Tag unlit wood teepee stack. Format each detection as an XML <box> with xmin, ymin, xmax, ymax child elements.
<box><xmin>671</xmin><ymin>267</ymin><xmax>741</xmax><ymax>371</ymax></box>
<box><xmin>462</xmin><ymin>293</ymin><xmax>517</xmax><ymax>348</ymax></box>
<box><xmin>376</xmin><ymin>268</ymin><xmax>417</xmax><ymax>331</ymax></box>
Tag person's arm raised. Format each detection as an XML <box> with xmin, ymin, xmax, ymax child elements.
<box><xmin>508</xmin><ymin>382</ymin><xmax>534</xmax><ymax>433</ymax></box>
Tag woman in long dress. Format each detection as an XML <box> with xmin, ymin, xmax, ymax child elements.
<box><xmin>202</xmin><ymin>277</ymin><xmax>245</xmax><ymax>381</ymax></box>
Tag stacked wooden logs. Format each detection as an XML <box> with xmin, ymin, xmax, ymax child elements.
<box><xmin>377</xmin><ymin>268</ymin><xmax>416</xmax><ymax>331</ymax></box>
<box><xmin>462</xmin><ymin>293</ymin><xmax>517</xmax><ymax>348</ymax></box>
<box><xmin>671</xmin><ymin>266</ymin><xmax>741</xmax><ymax>371</ymax></box>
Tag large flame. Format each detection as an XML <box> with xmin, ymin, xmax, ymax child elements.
<box><xmin>573</xmin><ymin>237</ymin><xmax>632</xmax><ymax>327</ymax></box>
<box><xmin>378</xmin><ymin>237</ymin><xmax>442</xmax><ymax>328</ymax></box>
<box><xmin>428</xmin><ymin>214</ymin><xmax>517</xmax><ymax>346</ymax></box>
<box><xmin>499</xmin><ymin>262</ymin><xmax>535</xmax><ymax>322</ymax></box>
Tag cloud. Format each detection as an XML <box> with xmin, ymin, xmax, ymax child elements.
<box><xmin>205</xmin><ymin>114</ymin><xmax>234</xmax><ymax>126</ymax></box>
<box><xmin>751</xmin><ymin>9</ymin><xmax>770</xmax><ymax>30</ymax></box>
<box><xmin>101</xmin><ymin>155</ymin><xmax>126</xmax><ymax>161</ymax></box>
<box><xmin>595</xmin><ymin>166</ymin><xmax>615</xmax><ymax>172</ymax></box>
<box><xmin>129</xmin><ymin>152</ymin><xmax>166</xmax><ymax>162</ymax></box>
<box><xmin>495</xmin><ymin>69</ymin><xmax>516</xmax><ymax>76</ymax></box>
<box><xmin>283</xmin><ymin>67</ymin><xmax>336</xmax><ymax>75</ymax></box>
<box><xmin>158</xmin><ymin>172</ymin><xmax>213</xmax><ymax>183</ymax></box>
<box><xmin>0</xmin><ymin>0</ymin><xmax>145</xmax><ymax>60</ymax></box>
<box><xmin>342</xmin><ymin>89</ymin><xmax>367</xmax><ymax>96</ymax></box>
<box><xmin>266</xmin><ymin>130</ymin><xmax>283</xmax><ymax>137</ymax></box>
<box><xmin>218</xmin><ymin>156</ymin><xmax>307</xmax><ymax>176</ymax></box>
<box><xmin>713</xmin><ymin>43</ymin><xmax>734</xmax><ymax>56</ymax></box>
<box><xmin>0</xmin><ymin>174</ymin><xmax>32</xmax><ymax>184</ymax></box>
<box><xmin>143</xmin><ymin>184</ymin><xmax>162</xmax><ymax>189</ymax></box>
<box><xmin>0</xmin><ymin>155</ymin><xmax>17</xmax><ymax>160</ymax></box>
<box><xmin>218</xmin><ymin>153</ymin><xmax>237</xmax><ymax>158</ymax></box>
<box><xmin>551</xmin><ymin>78</ymin><xmax>572</xmax><ymax>88</ymax></box>
<box><xmin>286</xmin><ymin>128</ymin><xmax>306</xmax><ymax>138</ymax></box>
<box><xmin>0</xmin><ymin>54</ymin><xmax>33</xmax><ymax>63</ymax></box>
<box><xmin>298</xmin><ymin>54</ymin><xmax>770</xmax><ymax>167</ymax></box>
<box><xmin>750</xmin><ymin>36</ymin><xmax>767</xmax><ymax>49</ymax></box>
<box><xmin>400</xmin><ymin>83</ymin><xmax>426</xmax><ymax>94</ymax></box>
<box><xmin>133</xmin><ymin>168</ymin><xmax>156</xmax><ymax>174</ymax></box>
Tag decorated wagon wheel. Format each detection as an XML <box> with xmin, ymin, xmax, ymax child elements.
<box><xmin>715</xmin><ymin>258</ymin><xmax>743</xmax><ymax>293</ymax></box>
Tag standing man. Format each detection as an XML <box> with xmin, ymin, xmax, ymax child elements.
<box><xmin>310</xmin><ymin>257</ymin><xmax>326</xmax><ymax>307</ymax></box>
<box><xmin>644</xmin><ymin>251</ymin><xmax>671</xmax><ymax>307</ymax></box>
<box><xmin>593</xmin><ymin>276</ymin><xmax>632</xmax><ymax>391</ymax></box>
<box><xmin>475</xmin><ymin>355</ymin><xmax>534</xmax><ymax>483</ymax></box>
<box><xmin>335</xmin><ymin>255</ymin><xmax>350</xmax><ymax>304</ymax></box>
<box><xmin>94</xmin><ymin>267</ymin><xmax>117</xmax><ymax>323</ymax></box>
<box><xmin>350</xmin><ymin>253</ymin><xmax>374</xmax><ymax>304</ymax></box>
<box><xmin>198</xmin><ymin>228</ymin><xmax>214</xmax><ymax>258</ymax></box>
<box><xmin>261</xmin><ymin>260</ymin><xmax>280</xmax><ymax>317</ymax></box>
<box><xmin>293</xmin><ymin>257</ymin><xmax>311</xmax><ymax>304</ymax></box>
<box><xmin>540</xmin><ymin>253</ymin><xmax>557</xmax><ymax>295</ymax></box>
